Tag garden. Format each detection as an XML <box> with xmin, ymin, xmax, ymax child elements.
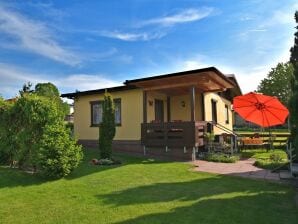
<box><xmin>0</xmin><ymin>148</ymin><xmax>297</xmax><ymax>224</ymax></box>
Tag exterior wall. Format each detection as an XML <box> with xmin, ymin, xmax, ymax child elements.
<box><xmin>170</xmin><ymin>93</ymin><xmax>203</xmax><ymax>121</ymax></box>
<box><xmin>145</xmin><ymin>92</ymin><xmax>203</xmax><ymax>122</ymax></box>
<box><xmin>74</xmin><ymin>89</ymin><xmax>143</xmax><ymax>141</ymax></box>
<box><xmin>146</xmin><ymin>91</ymin><xmax>168</xmax><ymax>122</ymax></box>
<box><xmin>204</xmin><ymin>92</ymin><xmax>233</xmax><ymax>134</ymax></box>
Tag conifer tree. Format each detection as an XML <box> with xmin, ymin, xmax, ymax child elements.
<box><xmin>289</xmin><ymin>11</ymin><xmax>298</xmax><ymax>160</ymax></box>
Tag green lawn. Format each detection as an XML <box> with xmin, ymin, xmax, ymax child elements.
<box><xmin>0</xmin><ymin>149</ymin><xmax>297</xmax><ymax>224</ymax></box>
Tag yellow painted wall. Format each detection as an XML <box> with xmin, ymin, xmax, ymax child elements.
<box><xmin>204</xmin><ymin>92</ymin><xmax>233</xmax><ymax>134</ymax></box>
<box><xmin>74</xmin><ymin>88</ymin><xmax>233</xmax><ymax>140</ymax></box>
<box><xmin>170</xmin><ymin>93</ymin><xmax>203</xmax><ymax>121</ymax></box>
<box><xmin>74</xmin><ymin>89</ymin><xmax>143</xmax><ymax>140</ymax></box>
<box><xmin>146</xmin><ymin>91</ymin><xmax>168</xmax><ymax>122</ymax></box>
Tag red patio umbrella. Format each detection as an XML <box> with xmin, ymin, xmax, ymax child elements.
<box><xmin>233</xmin><ymin>92</ymin><xmax>289</xmax><ymax>127</ymax></box>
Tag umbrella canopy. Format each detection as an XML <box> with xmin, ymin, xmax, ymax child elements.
<box><xmin>233</xmin><ymin>92</ymin><xmax>289</xmax><ymax>127</ymax></box>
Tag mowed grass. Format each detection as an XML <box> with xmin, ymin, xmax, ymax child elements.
<box><xmin>0</xmin><ymin>149</ymin><xmax>297</xmax><ymax>224</ymax></box>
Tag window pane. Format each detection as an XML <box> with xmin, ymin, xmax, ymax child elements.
<box><xmin>92</xmin><ymin>103</ymin><xmax>102</xmax><ymax>125</ymax></box>
<box><xmin>114</xmin><ymin>100</ymin><xmax>121</xmax><ymax>124</ymax></box>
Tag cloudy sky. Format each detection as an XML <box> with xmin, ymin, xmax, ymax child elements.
<box><xmin>0</xmin><ymin>0</ymin><xmax>297</xmax><ymax>99</ymax></box>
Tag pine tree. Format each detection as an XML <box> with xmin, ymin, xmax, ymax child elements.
<box><xmin>289</xmin><ymin>11</ymin><xmax>298</xmax><ymax>160</ymax></box>
<box><xmin>99</xmin><ymin>92</ymin><xmax>116</xmax><ymax>159</ymax></box>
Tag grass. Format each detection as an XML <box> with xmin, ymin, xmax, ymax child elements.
<box><xmin>241</xmin><ymin>149</ymin><xmax>289</xmax><ymax>170</ymax></box>
<box><xmin>0</xmin><ymin>148</ymin><xmax>297</xmax><ymax>224</ymax></box>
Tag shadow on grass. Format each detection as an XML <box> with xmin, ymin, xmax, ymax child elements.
<box><xmin>96</xmin><ymin>177</ymin><xmax>297</xmax><ymax>224</ymax></box>
<box><xmin>0</xmin><ymin>148</ymin><xmax>172</xmax><ymax>188</ymax></box>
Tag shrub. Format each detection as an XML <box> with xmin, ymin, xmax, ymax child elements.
<box><xmin>0</xmin><ymin>89</ymin><xmax>82</xmax><ymax>178</ymax></box>
<box><xmin>0</xmin><ymin>98</ymin><xmax>17</xmax><ymax>166</ymax></box>
<box><xmin>38</xmin><ymin>123</ymin><xmax>83</xmax><ymax>178</ymax></box>
<box><xmin>99</xmin><ymin>92</ymin><xmax>116</xmax><ymax>159</ymax></box>
<box><xmin>254</xmin><ymin>159</ymin><xmax>287</xmax><ymax>170</ymax></box>
<box><xmin>269</xmin><ymin>153</ymin><xmax>283</xmax><ymax>162</ymax></box>
<box><xmin>254</xmin><ymin>152</ymin><xmax>287</xmax><ymax>170</ymax></box>
<box><xmin>203</xmin><ymin>153</ymin><xmax>240</xmax><ymax>163</ymax></box>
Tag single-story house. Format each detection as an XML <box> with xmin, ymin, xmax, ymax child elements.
<box><xmin>62</xmin><ymin>67</ymin><xmax>242</xmax><ymax>160</ymax></box>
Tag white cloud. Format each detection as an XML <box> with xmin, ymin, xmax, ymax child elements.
<box><xmin>100</xmin><ymin>30</ymin><xmax>166</xmax><ymax>41</ymax></box>
<box><xmin>0</xmin><ymin>6</ymin><xmax>81</xmax><ymax>66</ymax></box>
<box><xmin>55</xmin><ymin>74</ymin><xmax>120</xmax><ymax>92</ymax></box>
<box><xmin>138</xmin><ymin>8</ymin><xmax>213</xmax><ymax>27</ymax></box>
<box><xmin>0</xmin><ymin>63</ymin><xmax>121</xmax><ymax>99</ymax></box>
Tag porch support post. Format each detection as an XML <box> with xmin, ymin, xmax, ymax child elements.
<box><xmin>143</xmin><ymin>91</ymin><xmax>147</xmax><ymax>123</ymax></box>
<box><xmin>190</xmin><ymin>86</ymin><xmax>196</xmax><ymax>121</ymax></box>
<box><xmin>167</xmin><ymin>96</ymin><xmax>171</xmax><ymax>122</ymax></box>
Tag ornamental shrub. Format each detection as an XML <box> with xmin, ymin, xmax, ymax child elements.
<box><xmin>0</xmin><ymin>91</ymin><xmax>82</xmax><ymax>178</ymax></box>
<box><xmin>99</xmin><ymin>92</ymin><xmax>116</xmax><ymax>159</ymax></box>
<box><xmin>0</xmin><ymin>98</ymin><xmax>17</xmax><ymax>165</ymax></box>
<box><xmin>38</xmin><ymin>123</ymin><xmax>82</xmax><ymax>178</ymax></box>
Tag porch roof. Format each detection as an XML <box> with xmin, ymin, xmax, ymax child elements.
<box><xmin>124</xmin><ymin>67</ymin><xmax>238</xmax><ymax>95</ymax></box>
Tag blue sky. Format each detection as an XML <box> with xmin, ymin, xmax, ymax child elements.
<box><xmin>0</xmin><ymin>0</ymin><xmax>297</xmax><ymax>99</ymax></box>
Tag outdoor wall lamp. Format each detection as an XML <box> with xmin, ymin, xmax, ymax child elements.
<box><xmin>181</xmin><ymin>101</ymin><xmax>185</xmax><ymax>107</ymax></box>
<box><xmin>148</xmin><ymin>100</ymin><xmax>153</xmax><ymax>106</ymax></box>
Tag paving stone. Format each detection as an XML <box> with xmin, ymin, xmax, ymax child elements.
<box><xmin>279</xmin><ymin>171</ymin><xmax>293</xmax><ymax>179</ymax></box>
<box><xmin>193</xmin><ymin>158</ymin><xmax>281</xmax><ymax>181</ymax></box>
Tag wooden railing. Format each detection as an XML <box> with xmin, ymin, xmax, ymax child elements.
<box><xmin>141</xmin><ymin>121</ymin><xmax>207</xmax><ymax>148</ymax></box>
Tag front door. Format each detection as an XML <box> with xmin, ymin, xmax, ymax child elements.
<box><xmin>155</xmin><ymin>99</ymin><xmax>164</xmax><ymax>122</ymax></box>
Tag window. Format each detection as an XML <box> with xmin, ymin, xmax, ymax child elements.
<box><xmin>90</xmin><ymin>99</ymin><xmax>121</xmax><ymax>126</ymax></box>
<box><xmin>91</xmin><ymin>101</ymin><xmax>103</xmax><ymax>126</ymax></box>
<box><xmin>211</xmin><ymin>99</ymin><xmax>217</xmax><ymax>123</ymax></box>
<box><xmin>225</xmin><ymin>104</ymin><xmax>229</xmax><ymax>124</ymax></box>
<box><xmin>114</xmin><ymin>99</ymin><xmax>121</xmax><ymax>125</ymax></box>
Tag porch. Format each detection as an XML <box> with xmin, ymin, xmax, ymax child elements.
<box><xmin>141</xmin><ymin>121</ymin><xmax>207</xmax><ymax>148</ymax></box>
<box><xmin>125</xmin><ymin>68</ymin><xmax>239</xmax><ymax>154</ymax></box>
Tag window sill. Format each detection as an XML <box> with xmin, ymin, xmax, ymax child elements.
<box><xmin>90</xmin><ymin>124</ymin><xmax>122</xmax><ymax>127</ymax></box>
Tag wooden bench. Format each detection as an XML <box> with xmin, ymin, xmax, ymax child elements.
<box><xmin>240</xmin><ymin>138</ymin><xmax>270</xmax><ymax>150</ymax></box>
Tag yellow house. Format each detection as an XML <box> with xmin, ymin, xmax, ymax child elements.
<box><xmin>62</xmin><ymin>67</ymin><xmax>242</xmax><ymax>159</ymax></box>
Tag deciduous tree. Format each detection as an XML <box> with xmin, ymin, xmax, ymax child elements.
<box><xmin>257</xmin><ymin>62</ymin><xmax>293</xmax><ymax>106</ymax></box>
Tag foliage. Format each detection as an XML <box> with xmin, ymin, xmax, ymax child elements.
<box><xmin>203</xmin><ymin>152</ymin><xmax>239</xmax><ymax>163</ymax></box>
<box><xmin>254</xmin><ymin>159</ymin><xmax>287</xmax><ymax>170</ymax></box>
<box><xmin>0</xmin><ymin>93</ymin><xmax>82</xmax><ymax>178</ymax></box>
<box><xmin>37</xmin><ymin>123</ymin><xmax>83</xmax><ymax>178</ymax></box>
<box><xmin>0</xmin><ymin>98</ymin><xmax>16</xmax><ymax>165</ymax></box>
<box><xmin>11</xmin><ymin>95</ymin><xmax>64</xmax><ymax>169</ymax></box>
<box><xmin>99</xmin><ymin>92</ymin><xmax>116</xmax><ymax>159</ymax></box>
<box><xmin>19</xmin><ymin>82</ymin><xmax>34</xmax><ymax>96</ymax></box>
<box><xmin>34</xmin><ymin>82</ymin><xmax>70</xmax><ymax>116</ymax></box>
<box><xmin>257</xmin><ymin>62</ymin><xmax>293</xmax><ymax>106</ymax></box>
<box><xmin>289</xmin><ymin>11</ymin><xmax>298</xmax><ymax>160</ymax></box>
<box><xmin>241</xmin><ymin>149</ymin><xmax>288</xmax><ymax>170</ymax></box>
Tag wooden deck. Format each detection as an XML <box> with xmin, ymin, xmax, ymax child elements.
<box><xmin>141</xmin><ymin>121</ymin><xmax>207</xmax><ymax>148</ymax></box>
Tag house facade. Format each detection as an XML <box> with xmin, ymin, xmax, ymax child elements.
<box><xmin>62</xmin><ymin>67</ymin><xmax>242</xmax><ymax>159</ymax></box>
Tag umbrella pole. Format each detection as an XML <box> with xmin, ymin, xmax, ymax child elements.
<box><xmin>268</xmin><ymin>127</ymin><xmax>272</xmax><ymax>151</ymax></box>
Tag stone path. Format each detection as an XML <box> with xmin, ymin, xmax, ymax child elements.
<box><xmin>193</xmin><ymin>158</ymin><xmax>280</xmax><ymax>181</ymax></box>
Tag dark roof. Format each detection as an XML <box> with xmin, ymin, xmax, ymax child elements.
<box><xmin>225</xmin><ymin>74</ymin><xmax>242</xmax><ymax>95</ymax></box>
<box><xmin>61</xmin><ymin>67</ymin><xmax>242</xmax><ymax>98</ymax></box>
<box><xmin>61</xmin><ymin>85</ymin><xmax>137</xmax><ymax>98</ymax></box>
<box><xmin>124</xmin><ymin>66</ymin><xmax>235</xmax><ymax>86</ymax></box>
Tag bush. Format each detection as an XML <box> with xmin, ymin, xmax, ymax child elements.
<box><xmin>99</xmin><ymin>92</ymin><xmax>116</xmax><ymax>159</ymax></box>
<box><xmin>203</xmin><ymin>153</ymin><xmax>240</xmax><ymax>163</ymax></box>
<box><xmin>0</xmin><ymin>89</ymin><xmax>82</xmax><ymax>178</ymax></box>
<box><xmin>0</xmin><ymin>98</ymin><xmax>17</xmax><ymax>166</ymax></box>
<box><xmin>254</xmin><ymin>152</ymin><xmax>287</xmax><ymax>170</ymax></box>
<box><xmin>254</xmin><ymin>159</ymin><xmax>287</xmax><ymax>170</ymax></box>
<box><xmin>38</xmin><ymin>124</ymin><xmax>83</xmax><ymax>178</ymax></box>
